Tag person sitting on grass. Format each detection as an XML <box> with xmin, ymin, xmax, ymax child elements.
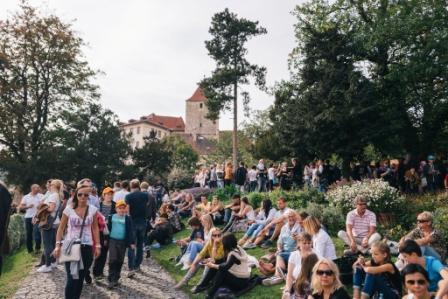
<box><xmin>303</xmin><ymin>216</ymin><xmax>337</xmax><ymax>260</ymax></box>
<box><xmin>253</xmin><ymin>197</ymin><xmax>292</xmax><ymax>248</ymax></box>
<box><xmin>146</xmin><ymin>213</ymin><xmax>173</xmax><ymax>248</ymax></box>
<box><xmin>263</xmin><ymin>211</ymin><xmax>302</xmax><ymax>286</ymax></box>
<box><xmin>167</xmin><ymin>204</ymin><xmax>183</xmax><ymax>233</ymax></box>
<box><xmin>239</xmin><ymin>199</ymin><xmax>276</xmax><ymax>249</ymax></box>
<box><xmin>208</xmin><ymin>196</ymin><xmax>225</xmax><ymax>225</ymax></box>
<box><xmin>176</xmin><ymin>216</ymin><xmax>209</xmax><ymax>270</ymax></box>
<box><xmin>177</xmin><ymin>193</ymin><xmax>195</xmax><ymax>218</ymax></box>
<box><xmin>194</xmin><ymin>195</ymin><xmax>211</xmax><ymax>218</ymax></box>
<box><xmin>284</xmin><ymin>232</ymin><xmax>318</xmax><ymax>296</ymax></box>
<box><xmin>223</xmin><ymin>196</ymin><xmax>255</xmax><ymax>233</ymax></box>
<box><xmin>223</xmin><ymin>194</ymin><xmax>241</xmax><ymax>224</ymax></box>
<box><xmin>398</xmin><ymin>239</ymin><xmax>448</xmax><ymax>293</ymax></box>
<box><xmin>283</xmin><ymin>253</ymin><xmax>319</xmax><ymax>299</ymax></box>
<box><xmin>204</xmin><ymin>233</ymin><xmax>251</xmax><ymax>299</ymax></box>
<box><xmin>352</xmin><ymin>240</ymin><xmax>402</xmax><ymax>299</ymax></box>
<box><xmin>310</xmin><ymin>258</ymin><xmax>351</xmax><ymax>299</ymax></box>
<box><xmin>401</xmin><ymin>263</ymin><xmax>448</xmax><ymax>299</ymax></box>
<box><xmin>337</xmin><ymin>195</ymin><xmax>381</xmax><ymax>255</ymax></box>
<box><xmin>174</xmin><ymin>227</ymin><xmax>225</xmax><ymax>293</ymax></box>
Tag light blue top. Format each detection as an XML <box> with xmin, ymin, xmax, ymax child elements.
<box><xmin>425</xmin><ymin>255</ymin><xmax>445</xmax><ymax>292</ymax></box>
<box><xmin>110</xmin><ymin>214</ymin><xmax>126</xmax><ymax>240</ymax></box>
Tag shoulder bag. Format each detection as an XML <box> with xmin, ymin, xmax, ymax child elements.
<box><xmin>59</xmin><ymin>206</ymin><xmax>89</xmax><ymax>263</ymax></box>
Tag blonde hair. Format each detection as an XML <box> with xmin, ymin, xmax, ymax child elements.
<box><xmin>303</xmin><ymin>216</ymin><xmax>321</xmax><ymax>235</ymax></box>
<box><xmin>201</xmin><ymin>213</ymin><xmax>214</xmax><ymax>234</ymax></box>
<box><xmin>311</xmin><ymin>259</ymin><xmax>344</xmax><ymax>295</ymax></box>
<box><xmin>418</xmin><ymin>211</ymin><xmax>433</xmax><ymax>224</ymax></box>
<box><xmin>51</xmin><ymin>179</ymin><xmax>65</xmax><ymax>201</ymax></box>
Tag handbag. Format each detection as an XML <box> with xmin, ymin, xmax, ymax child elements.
<box><xmin>59</xmin><ymin>206</ymin><xmax>89</xmax><ymax>263</ymax></box>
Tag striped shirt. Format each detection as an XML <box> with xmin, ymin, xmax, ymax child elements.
<box><xmin>346</xmin><ymin>209</ymin><xmax>376</xmax><ymax>238</ymax></box>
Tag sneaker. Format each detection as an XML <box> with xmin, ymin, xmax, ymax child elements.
<box><xmin>343</xmin><ymin>249</ymin><xmax>358</xmax><ymax>256</ymax></box>
<box><xmin>85</xmin><ymin>274</ymin><xmax>92</xmax><ymax>285</ymax></box>
<box><xmin>34</xmin><ymin>263</ymin><xmax>45</xmax><ymax>268</ymax></box>
<box><xmin>127</xmin><ymin>270</ymin><xmax>136</xmax><ymax>278</ymax></box>
<box><xmin>107</xmin><ymin>281</ymin><xmax>119</xmax><ymax>289</ymax></box>
<box><xmin>261</xmin><ymin>240</ymin><xmax>273</xmax><ymax>249</ymax></box>
<box><xmin>191</xmin><ymin>284</ymin><xmax>208</xmax><ymax>294</ymax></box>
<box><xmin>262</xmin><ymin>276</ymin><xmax>284</xmax><ymax>286</ymax></box>
<box><xmin>243</xmin><ymin>242</ymin><xmax>257</xmax><ymax>249</ymax></box>
<box><xmin>181</xmin><ymin>261</ymin><xmax>191</xmax><ymax>271</ymax></box>
<box><xmin>94</xmin><ymin>275</ymin><xmax>104</xmax><ymax>282</ymax></box>
<box><xmin>146</xmin><ymin>250</ymin><xmax>151</xmax><ymax>259</ymax></box>
<box><xmin>51</xmin><ymin>262</ymin><xmax>58</xmax><ymax>269</ymax></box>
<box><xmin>37</xmin><ymin>265</ymin><xmax>52</xmax><ymax>273</ymax></box>
<box><xmin>276</xmin><ymin>266</ymin><xmax>286</xmax><ymax>280</ymax></box>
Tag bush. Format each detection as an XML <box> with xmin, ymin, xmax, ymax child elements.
<box><xmin>433</xmin><ymin>207</ymin><xmax>448</xmax><ymax>244</ymax></box>
<box><xmin>7</xmin><ymin>214</ymin><xmax>26</xmax><ymax>252</ymax></box>
<box><xmin>306</xmin><ymin>202</ymin><xmax>345</xmax><ymax>235</ymax></box>
<box><xmin>167</xmin><ymin>167</ymin><xmax>193</xmax><ymax>190</ymax></box>
<box><xmin>247</xmin><ymin>192</ymin><xmax>267</xmax><ymax>209</ymax></box>
<box><xmin>211</xmin><ymin>185</ymin><xmax>240</xmax><ymax>202</ymax></box>
<box><xmin>327</xmin><ymin>179</ymin><xmax>404</xmax><ymax>215</ymax></box>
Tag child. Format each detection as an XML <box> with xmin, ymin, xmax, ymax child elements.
<box><xmin>107</xmin><ymin>200</ymin><xmax>135</xmax><ymax>288</ymax></box>
<box><xmin>353</xmin><ymin>240</ymin><xmax>402</xmax><ymax>299</ymax></box>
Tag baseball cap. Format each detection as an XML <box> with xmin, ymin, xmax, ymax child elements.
<box><xmin>102</xmin><ymin>187</ymin><xmax>114</xmax><ymax>195</ymax></box>
<box><xmin>116</xmin><ymin>199</ymin><xmax>126</xmax><ymax>208</ymax></box>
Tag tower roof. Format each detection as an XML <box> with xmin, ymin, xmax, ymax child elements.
<box><xmin>146</xmin><ymin>113</ymin><xmax>185</xmax><ymax>131</ymax></box>
<box><xmin>187</xmin><ymin>87</ymin><xmax>207</xmax><ymax>102</ymax></box>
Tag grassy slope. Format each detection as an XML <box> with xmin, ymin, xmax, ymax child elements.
<box><xmin>151</xmin><ymin>227</ymin><xmax>347</xmax><ymax>299</ymax></box>
<box><xmin>0</xmin><ymin>247</ymin><xmax>37</xmax><ymax>299</ymax></box>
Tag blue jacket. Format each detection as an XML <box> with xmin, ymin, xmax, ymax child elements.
<box><xmin>107</xmin><ymin>214</ymin><xmax>135</xmax><ymax>247</ymax></box>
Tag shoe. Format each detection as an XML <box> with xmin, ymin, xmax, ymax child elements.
<box><xmin>262</xmin><ymin>276</ymin><xmax>284</xmax><ymax>286</ymax></box>
<box><xmin>34</xmin><ymin>263</ymin><xmax>45</xmax><ymax>268</ymax></box>
<box><xmin>146</xmin><ymin>250</ymin><xmax>151</xmax><ymax>259</ymax></box>
<box><xmin>94</xmin><ymin>275</ymin><xmax>104</xmax><ymax>282</ymax></box>
<box><xmin>37</xmin><ymin>265</ymin><xmax>52</xmax><ymax>273</ymax></box>
<box><xmin>243</xmin><ymin>242</ymin><xmax>257</xmax><ymax>249</ymax></box>
<box><xmin>343</xmin><ymin>249</ymin><xmax>358</xmax><ymax>256</ymax></box>
<box><xmin>276</xmin><ymin>266</ymin><xmax>286</xmax><ymax>280</ymax></box>
<box><xmin>107</xmin><ymin>281</ymin><xmax>119</xmax><ymax>289</ymax></box>
<box><xmin>191</xmin><ymin>284</ymin><xmax>208</xmax><ymax>294</ymax></box>
<box><xmin>261</xmin><ymin>240</ymin><xmax>273</xmax><ymax>249</ymax></box>
<box><xmin>51</xmin><ymin>262</ymin><xmax>58</xmax><ymax>269</ymax></box>
<box><xmin>127</xmin><ymin>270</ymin><xmax>135</xmax><ymax>278</ymax></box>
<box><xmin>85</xmin><ymin>274</ymin><xmax>92</xmax><ymax>285</ymax></box>
<box><xmin>181</xmin><ymin>261</ymin><xmax>191</xmax><ymax>271</ymax></box>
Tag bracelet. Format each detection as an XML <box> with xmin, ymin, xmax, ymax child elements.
<box><xmin>56</xmin><ymin>241</ymin><xmax>62</xmax><ymax>245</ymax></box>
<box><xmin>95</xmin><ymin>245</ymin><xmax>101</xmax><ymax>248</ymax></box>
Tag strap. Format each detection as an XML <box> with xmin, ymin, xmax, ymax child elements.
<box><xmin>78</xmin><ymin>205</ymin><xmax>89</xmax><ymax>240</ymax></box>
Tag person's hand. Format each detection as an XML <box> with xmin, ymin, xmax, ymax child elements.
<box><xmin>52</xmin><ymin>246</ymin><xmax>61</xmax><ymax>259</ymax></box>
<box><xmin>361</xmin><ymin>238</ymin><xmax>369</xmax><ymax>248</ymax></box>
<box><xmin>94</xmin><ymin>246</ymin><xmax>101</xmax><ymax>258</ymax></box>
<box><xmin>205</xmin><ymin>261</ymin><xmax>216</xmax><ymax>269</ymax></box>
<box><xmin>363</xmin><ymin>266</ymin><xmax>373</xmax><ymax>274</ymax></box>
<box><xmin>350</xmin><ymin>241</ymin><xmax>358</xmax><ymax>252</ymax></box>
<box><xmin>28</xmin><ymin>204</ymin><xmax>34</xmax><ymax>208</ymax></box>
<box><xmin>130</xmin><ymin>244</ymin><xmax>136</xmax><ymax>250</ymax></box>
<box><xmin>104</xmin><ymin>240</ymin><xmax>108</xmax><ymax>246</ymax></box>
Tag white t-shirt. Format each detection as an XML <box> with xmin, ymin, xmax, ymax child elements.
<box><xmin>289</xmin><ymin>249</ymin><xmax>321</xmax><ymax>279</ymax></box>
<box><xmin>274</xmin><ymin>207</ymin><xmax>292</xmax><ymax>224</ymax></box>
<box><xmin>313</xmin><ymin>229</ymin><xmax>337</xmax><ymax>260</ymax></box>
<box><xmin>113</xmin><ymin>189</ymin><xmax>129</xmax><ymax>202</ymax></box>
<box><xmin>21</xmin><ymin>193</ymin><xmax>43</xmax><ymax>218</ymax></box>
<box><xmin>248</xmin><ymin>169</ymin><xmax>258</xmax><ymax>182</ymax></box>
<box><xmin>63</xmin><ymin>204</ymin><xmax>98</xmax><ymax>245</ymax></box>
<box><xmin>44</xmin><ymin>192</ymin><xmax>61</xmax><ymax>225</ymax></box>
<box><xmin>268</xmin><ymin>168</ymin><xmax>276</xmax><ymax>180</ymax></box>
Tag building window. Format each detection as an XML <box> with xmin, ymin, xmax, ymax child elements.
<box><xmin>129</xmin><ymin>128</ymin><xmax>133</xmax><ymax>135</ymax></box>
<box><xmin>199</xmin><ymin>103</ymin><xmax>203</xmax><ymax>109</ymax></box>
<box><xmin>158</xmin><ymin>130</ymin><xmax>161</xmax><ymax>138</ymax></box>
<box><xmin>137</xmin><ymin>127</ymin><xmax>140</xmax><ymax>134</ymax></box>
<box><xmin>135</xmin><ymin>141</ymin><xmax>139</xmax><ymax>148</ymax></box>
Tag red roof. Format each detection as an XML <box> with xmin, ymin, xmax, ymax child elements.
<box><xmin>187</xmin><ymin>87</ymin><xmax>207</xmax><ymax>102</ymax></box>
<box><xmin>146</xmin><ymin>113</ymin><xmax>185</xmax><ymax>131</ymax></box>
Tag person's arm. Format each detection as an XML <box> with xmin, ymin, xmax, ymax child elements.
<box><xmin>284</xmin><ymin>259</ymin><xmax>295</xmax><ymax>295</ymax></box>
<box><xmin>92</xmin><ymin>212</ymin><xmax>101</xmax><ymax>257</ymax></box>
<box><xmin>364</xmin><ymin>263</ymin><xmax>394</xmax><ymax>274</ymax></box>
<box><xmin>53</xmin><ymin>213</ymin><xmax>69</xmax><ymax>258</ymax></box>
<box><xmin>207</xmin><ymin>254</ymin><xmax>240</xmax><ymax>271</ymax></box>
<box><xmin>313</xmin><ymin>232</ymin><xmax>326</xmax><ymax>258</ymax></box>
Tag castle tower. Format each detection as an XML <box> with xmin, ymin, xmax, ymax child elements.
<box><xmin>185</xmin><ymin>87</ymin><xmax>219</xmax><ymax>140</ymax></box>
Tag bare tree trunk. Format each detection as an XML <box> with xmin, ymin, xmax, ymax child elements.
<box><xmin>232</xmin><ymin>82</ymin><xmax>238</xmax><ymax>169</ymax></box>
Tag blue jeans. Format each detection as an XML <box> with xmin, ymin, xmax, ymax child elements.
<box><xmin>353</xmin><ymin>267</ymin><xmax>399</xmax><ymax>298</ymax></box>
<box><xmin>245</xmin><ymin>223</ymin><xmax>265</xmax><ymax>238</ymax></box>
<box><xmin>186</xmin><ymin>241</ymin><xmax>204</xmax><ymax>263</ymax></box>
<box><xmin>421</xmin><ymin>246</ymin><xmax>442</xmax><ymax>261</ymax></box>
<box><xmin>278</xmin><ymin>251</ymin><xmax>291</xmax><ymax>264</ymax></box>
<box><xmin>224</xmin><ymin>208</ymin><xmax>232</xmax><ymax>223</ymax></box>
<box><xmin>64</xmin><ymin>245</ymin><xmax>93</xmax><ymax>299</ymax></box>
<box><xmin>41</xmin><ymin>227</ymin><xmax>56</xmax><ymax>266</ymax></box>
<box><xmin>127</xmin><ymin>219</ymin><xmax>146</xmax><ymax>270</ymax></box>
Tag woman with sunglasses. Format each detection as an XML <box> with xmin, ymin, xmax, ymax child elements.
<box><xmin>401</xmin><ymin>263</ymin><xmax>448</xmax><ymax>299</ymax></box>
<box><xmin>53</xmin><ymin>183</ymin><xmax>100</xmax><ymax>299</ymax></box>
<box><xmin>174</xmin><ymin>228</ymin><xmax>225</xmax><ymax>293</ymax></box>
<box><xmin>310</xmin><ymin>258</ymin><xmax>350</xmax><ymax>299</ymax></box>
<box><xmin>400</xmin><ymin>211</ymin><xmax>445</xmax><ymax>261</ymax></box>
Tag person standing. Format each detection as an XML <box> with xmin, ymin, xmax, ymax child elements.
<box><xmin>125</xmin><ymin>179</ymin><xmax>148</xmax><ymax>276</ymax></box>
<box><xmin>20</xmin><ymin>184</ymin><xmax>43</xmax><ymax>253</ymax></box>
<box><xmin>113</xmin><ymin>180</ymin><xmax>129</xmax><ymax>202</ymax></box>
<box><xmin>0</xmin><ymin>181</ymin><xmax>12</xmax><ymax>276</ymax></box>
<box><xmin>234</xmin><ymin>162</ymin><xmax>248</xmax><ymax>193</ymax></box>
<box><xmin>224</xmin><ymin>162</ymin><xmax>234</xmax><ymax>187</ymax></box>
<box><xmin>257</xmin><ymin>159</ymin><xmax>267</xmax><ymax>192</ymax></box>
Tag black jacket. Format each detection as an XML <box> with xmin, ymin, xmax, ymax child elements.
<box><xmin>235</xmin><ymin>167</ymin><xmax>248</xmax><ymax>185</ymax></box>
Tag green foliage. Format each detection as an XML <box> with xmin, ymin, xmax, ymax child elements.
<box><xmin>132</xmin><ymin>136</ymin><xmax>172</xmax><ymax>182</ymax></box>
<box><xmin>205</xmin><ymin>131</ymin><xmax>255</xmax><ymax>166</ymax></box>
<box><xmin>247</xmin><ymin>192</ymin><xmax>267</xmax><ymax>209</ymax></box>
<box><xmin>165</xmin><ymin>136</ymin><xmax>199</xmax><ymax>172</ymax></box>
<box><xmin>7</xmin><ymin>214</ymin><xmax>26</xmax><ymax>252</ymax></box>
<box><xmin>167</xmin><ymin>167</ymin><xmax>193</xmax><ymax>190</ymax></box>
<box><xmin>305</xmin><ymin>202</ymin><xmax>345</xmax><ymax>235</ymax></box>
<box><xmin>433</xmin><ymin>207</ymin><xmax>448</xmax><ymax>244</ymax></box>
<box><xmin>211</xmin><ymin>185</ymin><xmax>240</xmax><ymax>201</ymax></box>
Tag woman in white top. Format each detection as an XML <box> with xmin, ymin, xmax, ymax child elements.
<box><xmin>37</xmin><ymin>179</ymin><xmax>64</xmax><ymax>273</ymax></box>
<box><xmin>53</xmin><ymin>182</ymin><xmax>100</xmax><ymax>299</ymax></box>
<box><xmin>239</xmin><ymin>199</ymin><xmax>276</xmax><ymax>248</ymax></box>
<box><xmin>223</xmin><ymin>197</ymin><xmax>255</xmax><ymax>233</ymax></box>
<box><xmin>303</xmin><ymin>216</ymin><xmax>336</xmax><ymax>260</ymax></box>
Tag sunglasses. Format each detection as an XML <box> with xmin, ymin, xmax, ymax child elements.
<box><xmin>406</xmin><ymin>279</ymin><xmax>427</xmax><ymax>286</ymax></box>
<box><xmin>212</xmin><ymin>234</ymin><xmax>222</xmax><ymax>237</ymax></box>
<box><xmin>316</xmin><ymin>270</ymin><xmax>334</xmax><ymax>276</ymax></box>
<box><xmin>77</xmin><ymin>193</ymin><xmax>90</xmax><ymax>198</ymax></box>
<box><xmin>417</xmin><ymin>219</ymin><xmax>429</xmax><ymax>223</ymax></box>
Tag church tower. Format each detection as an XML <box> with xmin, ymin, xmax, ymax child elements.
<box><xmin>185</xmin><ymin>87</ymin><xmax>219</xmax><ymax>140</ymax></box>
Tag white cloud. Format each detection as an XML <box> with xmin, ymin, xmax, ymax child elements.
<box><xmin>0</xmin><ymin>0</ymin><xmax>302</xmax><ymax>129</ymax></box>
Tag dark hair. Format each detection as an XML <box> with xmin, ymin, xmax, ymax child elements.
<box><xmin>399</xmin><ymin>239</ymin><xmax>422</xmax><ymax>257</ymax></box>
<box><xmin>277</xmin><ymin>197</ymin><xmax>286</xmax><ymax>203</ymax></box>
<box><xmin>252</xmin><ymin>165</ymin><xmax>256</xmax><ymax>170</ymax></box>
<box><xmin>401</xmin><ymin>263</ymin><xmax>429</xmax><ymax>284</ymax></box>
<box><xmin>222</xmin><ymin>233</ymin><xmax>238</xmax><ymax>254</ymax></box>
<box><xmin>294</xmin><ymin>253</ymin><xmax>319</xmax><ymax>295</ymax></box>
<box><xmin>167</xmin><ymin>204</ymin><xmax>175</xmax><ymax>211</ymax></box>
<box><xmin>121</xmin><ymin>180</ymin><xmax>130</xmax><ymax>190</ymax></box>
<box><xmin>72</xmin><ymin>187</ymin><xmax>89</xmax><ymax>209</ymax></box>
<box><xmin>241</xmin><ymin>197</ymin><xmax>249</xmax><ymax>205</ymax></box>
<box><xmin>232</xmin><ymin>194</ymin><xmax>241</xmax><ymax>200</ymax></box>
<box><xmin>187</xmin><ymin>216</ymin><xmax>201</xmax><ymax>227</ymax></box>
<box><xmin>262</xmin><ymin>199</ymin><xmax>272</xmax><ymax>217</ymax></box>
<box><xmin>298</xmin><ymin>211</ymin><xmax>309</xmax><ymax>220</ymax></box>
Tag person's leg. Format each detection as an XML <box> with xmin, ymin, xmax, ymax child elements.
<box><xmin>108</xmin><ymin>240</ymin><xmax>119</xmax><ymax>283</ymax></box>
<box><xmin>269</xmin><ymin>223</ymin><xmax>283</xmax><ymax>241</ymax></box>
<box><xmin>74</xmin><ymin>245</ymin><xmax>93</xmax><ymax>298</ymax></box>
<box><xmin>65</xmin><ymin>262</ymin><xmax>76</xmax><ymax>299</ymax></box>
<box><xmin>245</xmin><ymin>223</ymin><xmax>259</xmax><ymax>238</ymax></box>
<box><xmin>25</xmin><ymin>218</ymin><xmax>33</xmax><ymax>253</ymax></box>
<box><xmin>135</xmin><ymin>225</ymin><xmax>146</xmax><ymax>268</ymax></box>
<box><xmin>368</xmin><ymin>233</ymin><xmax>381</xmax><ymax>246</ymax></box>
<box><xmin>254</xmin><ymin>227</ymin><xmax>268</xmax><ymax>245</ymax></box>
<box><xmin>337</xmin><ymin>230</ymin><xmax>351</xmax><ymax>246</ymax></box>
<box><xmin>361</xmin><ymin>273</ymin><xmax>399</xmax><ymax>299</ymax></box>
<box><xmin>207</xmin><ymin>267</ymin><xmax>227</xmax><ymax>298</ymax></box>
<box><xmin>93</xmin><ymin>234</ymin><xmax>108</xmax><ymax>277</ymax></box>
<box><xmin>221</xmin><ymin>270</ymin><xmax>250</xmax><ymax>292</ymax></box>
<box><xmin>353</xmin><ymin>267</ymin><xmax>366</xmax><ymax>299</ymax></box>
<box><xmin>33</xmin><ymin>223</ymin><xmax>41</xmax><ymax>251</ymax></box>
<box><xmin>252</xmin><ymin>224</ymin><xmax>265</xmax><ymax>238</ymax></box>
<box><xmin>188</xmin><ymin>242</ymin><xmax>204</xmax><ymax>263</ymax></box>
<box><xmin>223</xmin><ymin>208</ymin><xmax>232</xmax><ymax>223</ymax></box>
<box><xmin>41</xmin><ymin>228</ymin><xmax>55</xmax><ymax>266</ymax></box>
<box><xmin>421</xmin><ymin>246</ymin><xmax>442</xmax><ymax>261</ymax></box>
<box><xmin>115</xmin><ymin>241</ymin><xmax>126</xmax><ymax>282</ymax></box>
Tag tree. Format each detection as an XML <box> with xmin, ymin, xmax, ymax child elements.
<box><xmin>200</xmin><ymin>8</ymin><xmax>267</xmax><ymax>168</ymax></box>
<box><xmin>0</xmin><ymin>2</ymin><xmax>99</xmax><ymax>188</ymax></box>
<box><xmin>165</xmin><ymin>135</ymin><xmax>199</xmax><ymax>172</ymax></box>
<box><xmin>206</xmin><ymin>131</ymin><xmax>255</xmax><ymax>166</ymax></box>
<box><xmin>132</xmin><ymin>136</ymin><xmax>172</xmax><ymax>182</ymax></box>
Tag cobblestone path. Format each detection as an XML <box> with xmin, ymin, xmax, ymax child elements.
<box><xmin>13</xmin><ymin>257</ymin><xmax>188</xmax><ymax>299</ymax></box>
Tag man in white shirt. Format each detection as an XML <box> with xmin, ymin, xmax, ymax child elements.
<box><xmin>113</xmin><ymin>180</ymin><xmax>130</xmax><ymax>202</ymax></box>
<box><xmin>20</xmin><ymin>184</ymin><xmax>43</xmax><ymax>253</ymax></box>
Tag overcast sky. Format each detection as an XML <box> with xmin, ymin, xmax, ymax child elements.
<box><xmin>0</xmin><ymin>0</ymin><xmax>302</xmax><ymax>130</ymax></box>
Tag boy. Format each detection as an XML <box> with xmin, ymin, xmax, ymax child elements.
<box><xmin>107</xmin><ymin>200</ymin><xmax>135</xmax><ymax>288</ymax></box>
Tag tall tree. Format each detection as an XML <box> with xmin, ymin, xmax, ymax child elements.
<box><xmin>200</xmin><ymin>8</ymin><xmax>267</xmax><ymax>168</ymax></box>
<box><xmin>0</xmin><ymin>2</ymin><xmax>99</xmax><ymax>188</ymax></box>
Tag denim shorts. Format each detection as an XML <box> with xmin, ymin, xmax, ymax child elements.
<box><xmin>278</xmin><ymin>251</ymin><xmax>291</xmax><ymax>264</ymax></box>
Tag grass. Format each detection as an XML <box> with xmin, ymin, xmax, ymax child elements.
<box><xmin>151</xmin><ymin>227</ymin><xmax>347</xmax><ymax>299</ymax></box>
<box><xmin>0</xmin><ymin>247</ymin><xmax>37</xmax><ymax>299</ymax></box>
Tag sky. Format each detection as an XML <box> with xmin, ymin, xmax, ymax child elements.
<box><xmin>0</xmin><ymin>0</ymin><xmax>302</xmax><ymax>130</ymax></box>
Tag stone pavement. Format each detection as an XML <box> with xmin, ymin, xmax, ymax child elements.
<box><xmin>13</xmin><ymin>257</ymin><xmax>188</xmax><ymax>299</ymax></box>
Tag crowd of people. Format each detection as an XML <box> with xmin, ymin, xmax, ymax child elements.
<box><xmin>1</xmin><ymin>163</ymin><xmax>448</xmax><ymax>299</ymax></box>
<box><xmin>193</xmin><ymin>156</ymin><xmax>448</xmax><ymax>194</ymax></box>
